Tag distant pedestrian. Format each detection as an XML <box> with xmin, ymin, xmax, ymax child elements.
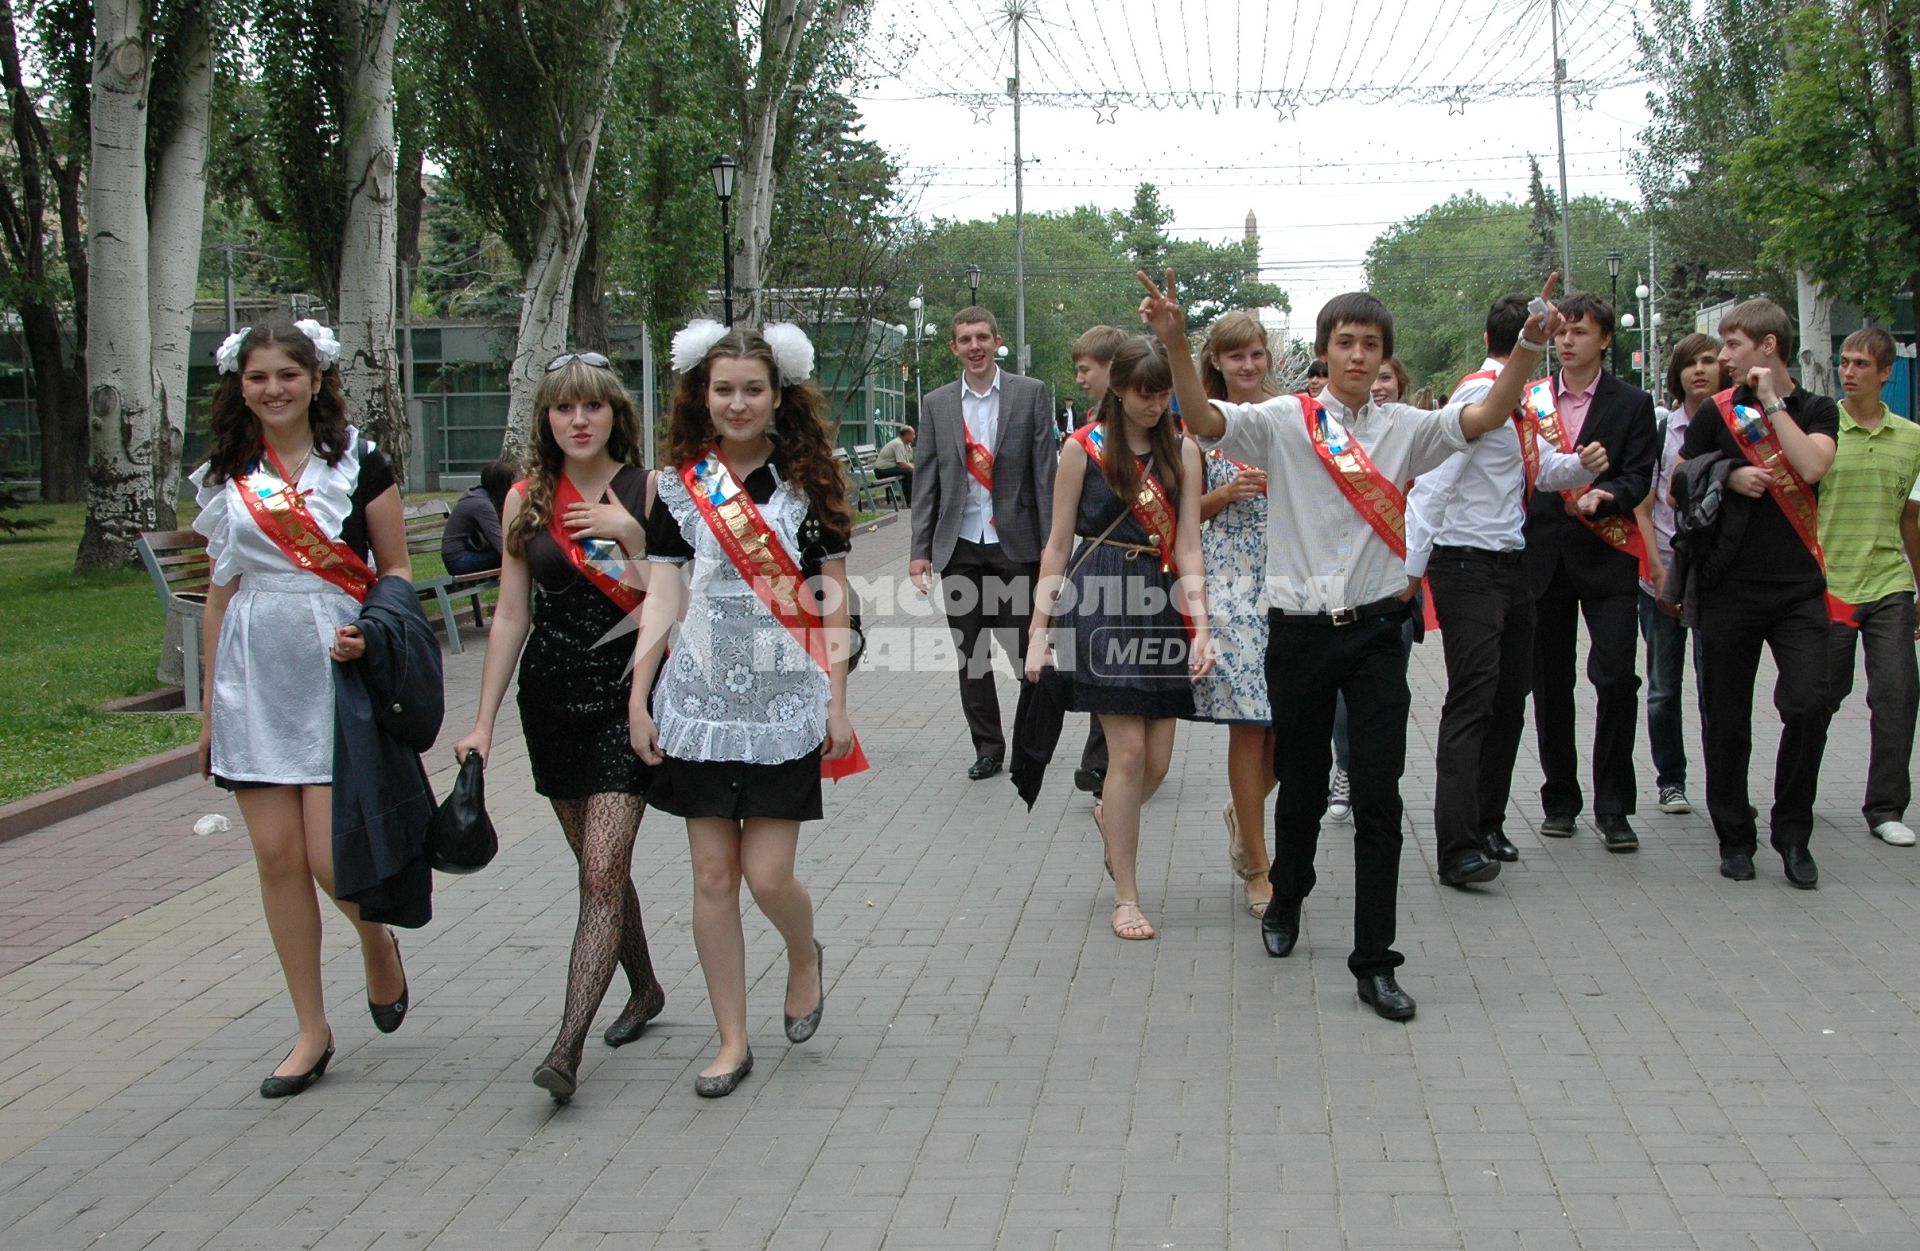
<box><xmin>440</xmin><ymin>459</ymin><xmax>514</xmax><ymax>575</ymax></box>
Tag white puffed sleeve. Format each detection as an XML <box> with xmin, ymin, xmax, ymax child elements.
<box><xmin>189</xmin><ymin>463</ymin><xmax>243</xmax><ymax>586</ymax></box>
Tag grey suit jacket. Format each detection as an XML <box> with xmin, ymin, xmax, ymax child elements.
<box><xmin>910</xmin><ymin>371</ymin><xmax>1057</xmax><ymax>569</ymax></box>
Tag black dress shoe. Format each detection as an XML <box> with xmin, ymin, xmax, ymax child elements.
<box><xmin>532</xmin><ymin>1060</ymin><xmax>577</xmax><ymax>1104</ymax></box>
<box><xmin>1597</xmin><ymin>815</ymin><xmax>1639</xmax><ymax>854</ymax></box>
<box><xmin>603</xmin><ymin>980</ymin><xmax>666</xmax><ymax>1048</ymax></box>
<box><xmin>1720</xmin><ymin>851</ymin><xmax>1756</xmax><ymax>880</ymax></box>
<box><xmin>967</xmin><ymin>754</ymin><xmax>1002</xmax><ymax>781</ymax></box>
<box><xmin>1439</xmin><ymin>851</ymin><xmax>1501</xmax><ymax>887</ymax></box>
<box><xmin>1073</xmin><ymin>768</ymin><xmax>1105</xmax><ymax>796</ymax></box>
<box><xmin>694</xmin><ymin>1049</ymin><xmax>754</xmax><ymax>1098</ymax></box>
<box><xmin>1260</xmin><ymin>896</ymin><xmax>1301</xmax><ymax>958</ymax></box>
<box><xmin>368</xmin><ymin>930</ymin><xmax>409</xmax><ymax>1035</ymax></box>
<box><xmin>260</xmin><ymin>1034</ymin><xmax>333</xmax><ymax>1099</ymax></box>
<box><xmin>784</xmin><ymin>940</ymin><xmax>826</xmax><ymax>1044</ymax></box>
<box><xmin>1781</xmin><ymin>846</ymin><xmax>1819</xmax><ymax>890</ymax></box>
<box><xmin>1356</xmin><ymin>974</ymin><xmax>1416</xmax><ymax>1021</ymax></box>
<box><xmin>1540</xmin><ymin>813</ymin><xmax>1577</xmax><ymax>838</ymax></box>
<box><xmin>1483</xmin><ymin>830</ymin><xmax>1519</xmax><ymax>862</ymax></box>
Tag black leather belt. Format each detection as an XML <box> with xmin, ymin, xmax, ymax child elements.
<box><xmin>1269</xmin><ymin>596</ymin><xmax>1411</xmax><ymax>627</ymax></box>
<box><xmin>1433</xmin><ymin>544</ymin><xmax>1525</xmax><ymax>566</ymax></box>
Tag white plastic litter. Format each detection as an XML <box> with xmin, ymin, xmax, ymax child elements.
<box><xmin>193</xmin><ymin>813</ymin><xmax>233</xmax><ymax>837</ymax></box>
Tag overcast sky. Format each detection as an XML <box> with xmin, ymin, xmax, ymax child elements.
<box><xmin>851</xmin><ymin>0</ymin><xmax>1654</xmax><ymax>338</ymax></box>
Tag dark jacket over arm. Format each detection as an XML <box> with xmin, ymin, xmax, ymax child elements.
<box><xmin>332</xmin><ymin>575</ymin><xmax>445</xmax><ymax>928</ymax></box>
<box><xmin>1524</xmin><ymin>372</ymin><xmax>1659</xmax><ymax>597</ymax></box>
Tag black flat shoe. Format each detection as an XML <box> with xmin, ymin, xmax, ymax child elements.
<box><xmin>1073</xmin><ymin>768</ymin><xmax>1105</xmax><ymax>796</ymax></box>
<box><xmin>1483</xmin><ymin>830</ymin><xmax>1520</xmax><ymax>862</ymax></box>
<box><xmin>1597</xmin><ymin>815</ymin><xmax>1639</xmax><ymax>853</ymax></box>
<box><xmin>368</xmin><ymin>930</ymin><xmax>409</xmax><ymax>1035</ymax></box>
<box><xmin>533</xmin><ymin>1060</ymin><xmax>578</xmax><ymax>1104</ymax></box>
<box><xmin>967</xmin><ymin>754</ymin><xmax>1003</xmax><ymax>781</ymax></box>
<box><xmin>694</xmin><ymin>1049</ymin><xmax>754</xmax><ymax>1098</ymax></box>
<box><xmin>603</xmin><ymin>981</ymin><xmax>667</xmax><ymax>1048</ymax></box>
<box><xmin>1439</xmin><ymin>851</ymin><xmax>1501</xmax><ymax>888</ymax></box>
<box><xmin>1357</xmin><ymin>974</ymin><xmax>1416</xmax><ymax>1022</ymax></box>
<box><xmin>784</xmin><ymin>940</ymin><xmax>826</xmax><ymax>1044</ymax></box>
<box><xmin>260</xmin><ymin>1034</ymin><xmax>333</xmax><ymax>1099</ymax></box>
<box><xmin>1781</xmin><ymin>846</ymin><xmax>1819</xmax><ymax>890</ymax></box>
<box><xmin>1720</xmin><ymin>851</ymin><xmax>1756</xmax><ymax>881</ymax></box>
<box><xmin>1260</xmin><ymin>895</ymin><xmax>1301</xmax><ymax>958</ymax></box>
<box><xmin>1540</xmin><ymin>813</ymin><xmax>1577</xmax><ymax>838</ymax></box>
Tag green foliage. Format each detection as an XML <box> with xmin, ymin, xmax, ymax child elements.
<box><xmin>415</xmin><ymin>180</ymin><xmax>524</xmax><ymax>320</ymax></box>
<box><xmin>1728</xmin><ymin>0</ymin><xmax>1920</xmax><ymax>319</ymax></box>
<box><xmin>1364</xmin><ymin>190</ymin><xmax>1645</xmax><ymax>392</ymax></box>
<box><xmin>249</xmin><ymin>0</ymin><xmax>354</xmax><ymax>306</ymax></box>
<box><xmin>1118</xmin><ymin>183</ymin><xmax>1287</xmax><ymax>328</ymax></box>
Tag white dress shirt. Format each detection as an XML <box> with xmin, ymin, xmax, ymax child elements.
<box><xmin>958</xmin><ymin>368</ymin><xmax>1001</xmax><ymax>545</ymax></box>
<box><xmin>1202</xmin><ymin>389</ymin><xmax>1471</xmax><ymax>612</ymax></box>
<box><xmin>1403</xmin><ymin>358</ymin><xmax>1597</xmax><ymax>577</ymax></box>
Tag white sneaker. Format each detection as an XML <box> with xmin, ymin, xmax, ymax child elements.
<box><xmin>1327</xmin><ymin>768</ymin><xmax>1352</xmax><ymax>822</ymax></box>
<box><xmin>1873</xmin><ymin>820</ymin><xmax>1917</xmax><ymax>847</ymax></box>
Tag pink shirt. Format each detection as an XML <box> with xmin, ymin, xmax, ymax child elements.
<box><xmin>1554</xmin><ymin>369</ymin><xmax>1602</xmax><ymax>442</ymax></box>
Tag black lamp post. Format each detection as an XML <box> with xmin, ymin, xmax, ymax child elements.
<box><xmin>710</xmin><ymin>155</ymin><xmax>738</xmax><ymax>325</ymax></box>
<box><xmin>967</xmin><ymin>263</ymin><xmax>982</xmax><ymax>302</ymax></box>
<box><xmin>1607</xmin><ymin>249</ymin><xmax>1623</xmax><ymax>375</ymax></box>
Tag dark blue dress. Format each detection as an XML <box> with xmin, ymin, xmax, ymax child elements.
<box><xmin>1061</xmin><ymin>454</ymin><xmax>1194</xmax><ymax>720</ymax></box>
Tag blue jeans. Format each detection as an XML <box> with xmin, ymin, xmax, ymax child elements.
<box><xmin>1638</xmin><ymin>589</ymin><xmax>1705</xmax><ymax>790</ymax></box>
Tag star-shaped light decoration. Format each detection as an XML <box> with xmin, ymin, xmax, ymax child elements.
<box><xmin>1093</xmin><ymin>95</ymin><xmax>1119</xmax><ymax>124</ymax></box>
<box><xmin>1270</xmin><ymin>92</ymin><xmax>1299</xmax><ymax>123</ymax></box>
<box><xmin>1446</xmin><ymin>90</ymin><xmax>1468</xmax><ymax>116</ymax></box>
<box><xmin>970</xmin><ymin>103</ymin><xmax>996</xmax><ymax>125</ymax></box>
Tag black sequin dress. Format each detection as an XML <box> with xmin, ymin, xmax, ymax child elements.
<box><xmin>517</xmin><ymin>465</ymin><xmax>656</xmax><ymax>800</ymax></box>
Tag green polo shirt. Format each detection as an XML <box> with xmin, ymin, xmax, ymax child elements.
<box><xmin>1819</xmin><ymin>402</ymin><xmax>1920</xmax><ymax>603</ymax></box>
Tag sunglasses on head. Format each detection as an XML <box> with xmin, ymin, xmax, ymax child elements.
<box><xmin>546</xmin><ymin>351</ymin><xmax>612</xmax><ymax>372</ymax></box>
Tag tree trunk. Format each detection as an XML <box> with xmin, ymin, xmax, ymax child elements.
<box><xmin>146</xmin><ymin>6</ymin><xmax>213</xmax><ymax>531</ymax></box>
<box><xmin>336</xmin><ymin>0</ymin><xmax>406</xmax><ymax>478</ymax></box>
<box><xmin>570</xmin><ymin>196</ymin><xmax>612</xmax><ymax>354</ymax></box>
<box><xmin>76</xmin><ymin>1</ymin><xmax>157</xmax><ymax>572</ymax></box>
<box><xmin>499</xmin><ymin>0</ymin><xmax>631</xmax><ymax>462</ymax></box>
<box><xmin>1795</xmin><ymin>269</ymin><xmax>1836</xmax><ymax>397</ymax></box>
<box><xmin>20</xmin><ymin>304</ymin><xmax>87</xmax><ymax>500</ymax></box>
<box><xmin>732</xmin><ymin>0</ymin><xmax>818</xmax><ymax>328</ymax></box>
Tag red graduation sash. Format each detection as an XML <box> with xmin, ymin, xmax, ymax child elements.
<box><xmin>531</xmin><ymin>474</ymin><xmax>645</xmax><ymax>616</ymax></box>
<box><xmin>1456</xmin><ymin>368</ymin><xmax>1538</xmax><ymax>508</ymax></box>
<box><xmin>1713</xmin><ymin>390</ymin><xmax>1856</xmax><ymax>627</ymax></box>
<box><xmin>1071</xmin><ymin>423</ymin><xmax>1192</xmax><ymax>638</ymax></box>
<box><xmin>1524</xmin><ymin>378</ymin><xmax>1648</xmax><ymax>576</ymax></box>
<box><xmin>237</xmin><ymin>444</ymin><xmax>376</xmax><ymax>602</ymax></box>
<box><xmin>963</xmin><ymin>428</ymin><xmax>995</xmax><ymax>495</ymax></box>
<box><xmin>681</xmin><ymin>451</ymin><xmax>869</xmax><ymax>779</ymax></box>
<box><xmin>1300</xmin><ymin>393</ymin><xmax>1409</xmax><ymax>560</ymax></box>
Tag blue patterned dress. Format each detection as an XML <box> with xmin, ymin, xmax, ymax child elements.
<box><xmin>1189</xmin><ymin>447</ymin><xmax>1272</xmax><ymax>724</ymax></box>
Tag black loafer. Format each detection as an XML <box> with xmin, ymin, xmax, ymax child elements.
<box><xmin>603</xmin><ymin>981</ymin><xmax>667</xmax><ymax>1048</ymax></box>
<box><xmin>1781</xmin><ymin>846</ymin><xmax>1819</xmax><ymax>890</ymax></box>
<box><xmin>1597</xmin><ymin>815</ymin><xmax>1639</xmax><ymax>853</ymax></box>
<box><xmin>532</xmin><ymin>1060</ymin><xmax>577</xmax><ymax>1104</ymax></box>
<box><xmin>1540</xmin><ymin>813</ymin><xmax>1577</xmax><ymax>838</ymax></box>
<box><xmin>967</xmin><ymin>754</ymin><xmax>1002</xmax><ymax>781</ymax></box>
<box><xmin>1073</xmin><ymin>768</ymin><xmax>1105</xmax><ymax>795</ymax></box>
<box><xmin>368</xmin><ymin>931</ymin><xmax>409</xmax><ymax>1035</ymax></box>
<box><xmin>1357</xmin><ymin>974</ymin><xmax>1416</xmax><ymax>1021</ymax></box>
<box><xmin>1260</xmin><ymin>895</ymin><xmax>1301</xmax><ymax>958</ymax></box>
<box><xmin>260</xmin><ymin>1034</ymin><xmax>333</xmax><ymax>1100</ymax></box>
<box><xmin>694</xmin><ymin>1049</ymin><xmax>754</xmax><ymax>1098</ymax></box>
<box><xmin>1720</xmin><ymin>851</ymin><xmax>1756</xmax><ymax>881</ymax></box>
<box><xmin>1483</xmin><ymin>830</ymin><xmax>1520</xmax><ymax>862</ymax></box>
<box><xmin>1439</xmin><ymin>851</ymin><xmax>1501</xmax><ymax>887</ymax></box>
<box><xmin>784</xmin><ymin>941</ymin><xmax>826</xmax><ymax>1044</ymax></box>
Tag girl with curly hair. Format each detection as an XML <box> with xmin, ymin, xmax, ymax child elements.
<box><xmin>454</xmin><ymin>353</ymin><xmax>666</xmax><ymax>1104</ymax></box>
<box><xmin>191</xmin><ymin>317</ymin><xmax>411</xmax><ymax>1098</ymax></box>
<box><xmin>629</xmin><ymin>321</ymin><xmax>860</xmax><ymax>1098</ymax></box>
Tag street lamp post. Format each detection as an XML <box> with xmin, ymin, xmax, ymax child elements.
<box><xmin>710</xmin><ymin>155</ymin><xmax>737</xmax><ymax>325</ymax></box>
<box><xmin>967</xmin><ymin>263</ymin><xmax>982</xmax><ymax>303</ymax></box>
<box><xmin>1634</xmin><ymin>281</ymin><xmax>1651</xmax><ymax>390</ymax></box>
<box><xmin>1607</xmin><ymin>250</ymin><xmax>1623</xmax><ymax>376</ymax></box>
<box><xmin>907</xmin><ymin>289</ymin><xmax>925</xmax><ymax>421</ymax></box>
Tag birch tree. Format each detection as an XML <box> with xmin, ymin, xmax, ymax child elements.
<box><xmin>334</xmin><ymin>0</ymin><xmax>404</xmax><ymax>472</ymax></box>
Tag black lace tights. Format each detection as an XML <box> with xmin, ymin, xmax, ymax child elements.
<box><xmin>545</xmin><ymin>793</ymin><xmax>660</xmax><ymax>1068</ymax></box>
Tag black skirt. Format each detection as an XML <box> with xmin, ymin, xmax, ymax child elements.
<box><xmin>517</xmin><ymin>579</ymin><xmax>657</xmax><ymax>800</ymax></box>
<box><xmin>646</xmin><ymin>747</ymin><xmax>824</xmax><ymax>821</ymax></box>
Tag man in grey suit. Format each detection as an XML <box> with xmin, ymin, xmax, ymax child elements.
<box><xmin>909</xmin><ymin>306</ymin><xmax>1058</xmax><ymax>779</ymax></box>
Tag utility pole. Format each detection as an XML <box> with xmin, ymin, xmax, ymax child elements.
<box><xmin>1549</xmin><ymin>0</ymin><xmax>1575</xmax><ymax>286</ymax></box>
<box><xmin>222</xmin><ymin>245</ymin><xmax>236</xmax><ymax>334</ymax></box>
<box><xmin>1008</xmin><ymin>1</ymin><xmax>1029</xmax><ymax>374</ymax></box>
<box><xmin>1646</xmin><ymin>232</ymin><xmax>1660</xmax><ymax>398</ymax></box>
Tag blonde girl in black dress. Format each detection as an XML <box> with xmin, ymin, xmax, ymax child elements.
<box><xmin>454</xmin><ymin>354</ymin><xmax>664</xmax><ymax>1103</ymax></box>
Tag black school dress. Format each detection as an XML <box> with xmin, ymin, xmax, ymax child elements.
<box><xmin>517</xmin><ymin>465</ymin><xmax>657</xmax><ymax>800</ymax></box>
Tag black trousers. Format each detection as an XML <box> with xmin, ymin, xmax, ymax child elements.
<box><xmin>1265</xmin><ymin>606</ymin><xmax>1411</xmax><ymax>978</ymax></box>
<box><xmin>874</xmin><ymin>464</ymin><xmax>911</xmax><ymax>502</ymax></box>
<box><xmin>1531</xmin><ymin>562</ymin><xmax>1640</xmax><ymax>819</ymax></box>
<box><xmin>1698</xmin><ymin>578</ymin><xmax>1832</xmax><ymax>852</ymax></box>
<box><xmin>940</xmin><ymin>538</ymin><xmax>1036</xmax><ymax>760</ymax></box>
<box><xmin>1823</xmin><ymin>591</ymin><xmax>1918</xmax><ymax>828</ymax></box>
<box><xmin>1079</xmin><ymin>716</ymin><xmax>1108</xmax><ymax>775</ymax></box>
<box><xmin>1428</xmin><ymin>549</ymin><xmax>1534</xmax><ymax>865</ymax></box>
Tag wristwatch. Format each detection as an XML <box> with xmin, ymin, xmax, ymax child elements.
<box><xmin>1763</xmin><ymin>397</ymin><xmax>1787</xmax><ymax>416</ymax></box>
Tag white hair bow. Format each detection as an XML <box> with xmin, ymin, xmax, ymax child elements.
<box><xmin>214</xmin><ymin>319</ymin><xmax>342</xmax><ymax>373</ymax></box>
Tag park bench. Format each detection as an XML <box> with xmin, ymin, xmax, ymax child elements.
<box><xmin>839</xmin><ymin>444</ymin><xmax>903</xmax><ymax>514</ymax></box>
<box><xmin>401</xmin><ymin>498</ymin><xmax>497</xmax><ymax>655</ymax></box>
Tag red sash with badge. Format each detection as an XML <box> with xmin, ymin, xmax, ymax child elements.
<box><xmin>1524</xmin><ymin>378</ymin><xmax>1647</xmax><ymax>575</ymax></box>
<box><xmin>681</xmin><ymin>451</ymin><xmax>870</xmax><ymax>779</ymax></box>
<box><xmin>238</xmin><ymin>444</ymin><xmax>376</xmax><ymax>602</ymax></box>
<box><xmin>963</xmin><ymin>429</ymin><xmax>995</xmax><ymax>495</ymax></box>
<box><xmin>527</xmin><ymin>474</ymin><xmax>645</xmax><ymax>616</ymax></box>
<box><xmin>1712</xmin><ymin>389</ymin><xmax>1856</xmax><ymax>627</ymax></box>
<box><xmin>1457</xmin><ymin>368</ymin><xmax>1539</xmax><ymax>507</ymax></box>
<box><xmin>1300</xmin><ymin>393</ymin><xmax>1410</xmax><ymax>560</ymax></box>
<box><xmin>1072</xmin><ymin>423</ymin><xmax>1181</xmax><ymax>573</ymax></box>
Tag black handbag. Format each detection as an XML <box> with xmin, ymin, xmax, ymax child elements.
<box><xmin>426</xmin><ymin>752</ymin><xmax>498</xmax><ymax>874</ymax></box>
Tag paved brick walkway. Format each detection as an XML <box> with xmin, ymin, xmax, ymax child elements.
<box><xmin>1</xmin><ymin>512</ymin><xmax>1916</xmax><ymax>1250</ymax></box>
